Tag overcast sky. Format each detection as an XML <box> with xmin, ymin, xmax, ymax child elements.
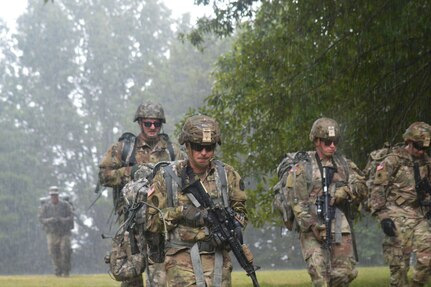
<box><xmin>0</xmin><ymin>0</ymin><xmax>211</xmax><ymax>28</ymax></box>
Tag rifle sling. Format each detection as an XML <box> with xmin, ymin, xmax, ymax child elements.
<box><xmin>163</xmin><ymin>165</ymin><xmax>181</xmax><ymax>207</ymax></box>
<box><xmin>213</xmin><ymin>160</ymin><xmax>229</xmax><ymax>207</ymax></box>
<box><xmin>185</xmin><ymin>192</ymin><xmax>202</xmax><ymax>208</ymax></box>
<box><xmin>334</xmin><ymin>208</ymin><xmax>342</xmax><ymax>243</ymax></box>
<box><xmin>213</xmin><ymin>250</ymin><xmax>223</xmax><ymax>287</ymax></box>
<box><xmin>191</xmin><ymin>243</ymin><xmax>206</xmax><ymax>287</ymax></box>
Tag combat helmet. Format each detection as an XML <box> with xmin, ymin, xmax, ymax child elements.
<box><xmin>309</xmin><ymin>117</ymin><xmax>341</xmax><ymax>142</ymax></box>
<box><xmin>48</xmin><ymin>185</ymin><xmax>59</xmax><ymax>195</ymax></box>
<box><xmin>133</xmin><ymin>101</ymin><xmax>166</xmax><ymax>123</ymax></box>
<box><xmin>402</xmin><ymin>122</ymin><xmax>431</xmax><ymax>147</ymax></box>
<box><xmin>178</xmin><ymin>115</ymin><xmax>222</xmax><ymax>145</ymax></box>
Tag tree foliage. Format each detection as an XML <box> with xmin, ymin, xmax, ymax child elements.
<box><xmin>0</xmin><ymin>0</ymin><xmax>235</xmax><ymax>273</ymax></box>
<box><xmin>201</xmin><ymin>0</ymin><xmax>431</xmax><ymax>225</ymax></box>
<box><xmin>182</xmin><ymin>0</ymin><xmax>259</xmax><ymax>48</ymax></box>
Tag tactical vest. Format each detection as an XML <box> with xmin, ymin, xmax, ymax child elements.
<box><xmin>161</xmin><ymin>159</ymin><xmax>229</xmax><ymax>287</ymax></box>
<box><xmin>163</xmin><ymin>159</ymin><xmax>229</xmax><ymax>209</ymax></box>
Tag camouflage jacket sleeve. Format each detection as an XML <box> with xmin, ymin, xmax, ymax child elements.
<box><xmin>145</xmin><ymin>170</ymin><xmax>181</xmax><ymax>234</ymax></box>
<box><xmin>61</xmin><ymin>202</ymin><xmax>74</xmax><ymax>227</ymax></box>
<box><xmin>98</xmin><ymin>141</ymin><xmax>132</xmax><ymax>187</ymax></box>
<box><xmin>225</xmin><ymin>164</ymin><xmax>248</xmax><ymax>227</ymax></box>
<box><xmin>346</xmin><ymin>159</ymin><xmax>368</xmax><ymax>205</ymax></box>
<box><xmin>38</xmin><ymin>204</ymin><xmax>50</xmax><ymax>225</ymax></box>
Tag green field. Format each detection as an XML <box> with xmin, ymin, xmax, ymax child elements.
<box><xmin>1</xmin><ymin>267</ymin><xmax>431</xmax><ymax>287</ymax></box>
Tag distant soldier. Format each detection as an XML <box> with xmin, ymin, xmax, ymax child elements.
<box><xmin>277</xmin><ymin>117</ymin><xmax>367</xmax><ymax>286</ymax></box>
<box><xmin>369</xmin><ymin>122</ymin><xmax>431</xmax><ymax>287</ymax></box>
<box><xmin>38</xmin><ymin>186</ymin><xmax>74</xmax><ymax>277</ymax></box>
<box><xmin>145</xmin><ymin>115</ymin><xmax>249</xmax><ymax>287</ymax></box>
<box><xmin>99</xmin><ymin>101</ymin><xmax>185</xmax><ymax>287</ymax></box>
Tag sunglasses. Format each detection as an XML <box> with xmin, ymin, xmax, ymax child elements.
<box><xmin>190</xmin><ymin>143</ymin><xmax>216</xmax><ymax>152</ymax></box>
<box><xmin>412</xmin><ymin>141</ymin><xmax>429</xmax><ymax>151</ymax></box>
<box><xmin>142</xmin><ymin>121</ymin><xmax>162</xmax><ymax>128</ymax></box>
<box><xmin>321</xmin><ymin>138</ymin><xmax>338</xmax><ymax>147</ymax></box>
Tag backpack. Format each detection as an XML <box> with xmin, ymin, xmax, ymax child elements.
<box><xmin>106</xmin><ymin>161</ymin><xmax>168</xmax><ymax>282</ymax></box>
<box><xmin>363</xmin><ymin>142</ymin><xmax>405</xmax><ymax>211</ymax></box>
<box><xmin>363</xmin><ymin>142</ymin><xmax>393</xmax><ymax>189</ymax></box>
<box><xmin>363</xmin><ymin>142</ymin><xmax>407</xmax><ymax>189</ymax></box>
<box><xmin>272</xmin><ymin>151</ymin><xmax>312</xmax><ymax>231</ymax></box>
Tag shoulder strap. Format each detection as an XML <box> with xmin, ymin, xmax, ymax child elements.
<box><xmin>292</xmin><ymin>151</ymin><xmax>313</xmax><ymax>192</ymax></box>
<box><xmin>159</xmin><ymin>133</ymin><xmax>176</xmax><ymax>161</ymax></box>
<box><xmin>213</xmin><ymin>160</ymin><xmax>229</xmax><ymax>208</ymax></box>
<box><xmin>334</xmin><ymin>152</ymin><xmax>349</xmax><ymax>182</ymax></box>
<box><xmin>167</xmin><ymin>142</ymin><xmax>175</xmax><ymax>161</ymax></box>
<box><xmin>163</xmin><ymin>165</ymin><xmax>182</xmax><ymax>207</ymax></box>
<box><xmin>118</xmin><ymin>132</ymin><xmax>137</xmax><ymax>166</ymax></box>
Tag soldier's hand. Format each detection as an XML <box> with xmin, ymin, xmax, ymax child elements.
<box><xmin>209</xmin><ymin>228</ymin><xmax>226</xmax><ymax>248</ymax></box>
<box><xmin>310</xmin><ymin>224</ymin><xmax>323</xmax><ymax>242</ymax></box>
<box><xmin>181</xmin><ymin>205</ymin><xmax>208</xmax><ymax>227</ymax></box>
<box><xmin>380</xmin><ymin>218</ymin><xmax>397</xmax><ymax>237</ymax></box>
<box><xmin>331</xmin><ymin>186</ymin><xmax>350</xmax><ymax>206</ymax></box>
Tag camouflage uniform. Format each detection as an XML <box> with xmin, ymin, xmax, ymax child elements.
<box><xmin>39</xmin><ymin>187</ymin><xmax>74</xmax><ymax>277</ymax></box>
<box><xmin>99</xmin><ymin>102</ymin><xmax>185</xmax><ymax>287</ymax></box>
<box><xmin>145</xmin><ymin>115</ymin><xmax>248</xmax><ymax>287</ymax></box>
<box><xmin>99</xmin><ymin>132</ymin><xmax>184</xmax><ymax>217</ymax></box>
<box><xmin>369</xmin><ymin>122</ymin><xmax>431</xmax><ymax>287</ymax></box>
<box><xmin>283</xmin><ymin>118</ymin><xmax>367</xmax><ymax>287</ymax></box>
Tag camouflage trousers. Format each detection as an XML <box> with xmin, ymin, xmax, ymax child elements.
<box><xmin>383</xmin><ymin>216</ymin><xmax>431</xmax><ymax>287</ymax></box>
<box><xmin>164</xmin><ymin>248</ymin><xmax>232</xmax><ymax>287</ymax></box>
<box><xmin>299</xmin><ymin>231</ymin><xmax>357</xmax><ymax>287</ymax></box>
<box><xmin>46</xmin><ymin>233</ymin><xmax>72</xmax><ymax>276</ymax></box>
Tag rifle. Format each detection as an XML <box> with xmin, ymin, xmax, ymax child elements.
<box><xmin>183</xmin><ymin>179</ymin><xmax>260</xmax><ymax>287</ymax></box>
<box><xmin>316</xmin><ymin>166</ymin><xmax>336</xmax><ymax>284</ymax></box>
<box><xmin>316</xmin><ymin>166</ymin><xmax>336</xmax><ymax>249</ymax></box>
<box><xmin>413</xmin><ymin>162</ymin><xmax>431</xmax><ymax>217</ymax></box>
<box><xmin>87</xmin><ymin>180</ymin><xmax>104</xmax><ymax>211</ymax></box>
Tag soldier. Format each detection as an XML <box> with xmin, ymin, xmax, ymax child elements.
<box><xmin>368</xmin><ymin>122</ymin><xmax>431</xmax><ymax>287</ymax></box>
<box><xmin>145</xmin><ymin>115</ymin><xmax>248</xmax><ymax>287</ymax></box>
<box><xmin>99</xmin><ymin>101</ymin><xmax>185</xmax><ymax>287</ymax></box>
<box><xmin>280</xmin><ymin>117</ymin><xmax>367</xmax><ymax>286</ymax></box>
<box><xmin>38</xmin><ymin>186</ymin><xmax>74</xmax><ymax>277</ymax></box>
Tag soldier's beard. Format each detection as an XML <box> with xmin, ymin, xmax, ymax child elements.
<box><xmin>142</xmin><ymin>131</ymin><xmax>159</xmax><ymax>145</ymax></box>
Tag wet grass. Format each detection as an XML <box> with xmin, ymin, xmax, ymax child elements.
<box><xmin>0</xmin><ymin>266</ymin><xmax>430</xmax><ymax>286</ymax></box>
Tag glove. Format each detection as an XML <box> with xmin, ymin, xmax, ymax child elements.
<box><xmin>209</xmin><ymin>227</ymin><xmax>227</xmax><ymax>248</ymax></box>
<box><xmin>130</xmin><ymin>165</ymin><xmax>140</xmax><ymax>180</ymax></box>
<box><xmin>380</xmin><ymin>218</ymin><xmax>397</xmax><ymax>237</ymax></box>
<box><xmin>331</xmin><ymin>186</ymin><xmax>350</xmax><ymax>206</ymax></box>
<box><xmin>181</xmin><ymin>205</ymin><xmax>208</xmax><ymax>227</ymax></box>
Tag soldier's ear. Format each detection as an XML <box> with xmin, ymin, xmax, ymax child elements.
<box><xmin>185</xmin><ymin>143</ymin><xmax>191</xmax><ymax>152</ymax></box>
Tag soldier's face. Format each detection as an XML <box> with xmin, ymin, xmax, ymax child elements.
<box><xmin>186</xmin><ymin>142</ymin><xmax>215</xmax><ymax>172</ymax></box>
<box><xmin>315</xmin><ymin>138</ymin><xmax>337</xmax><ymax>158</ymax></box>
<box><xmin>139</xmin><ymin>118</ymin><xmax>162</xmax><ymax>140</ymax></box>
<box><xmin>50</xmin><ymin>195</ymin><xmax>59</xmax><ymax>204</ymax></box>
<box><xmin>407</xmin><ymin>141</ymin><xmax>428</xmax><ymax>158</ymax></box>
